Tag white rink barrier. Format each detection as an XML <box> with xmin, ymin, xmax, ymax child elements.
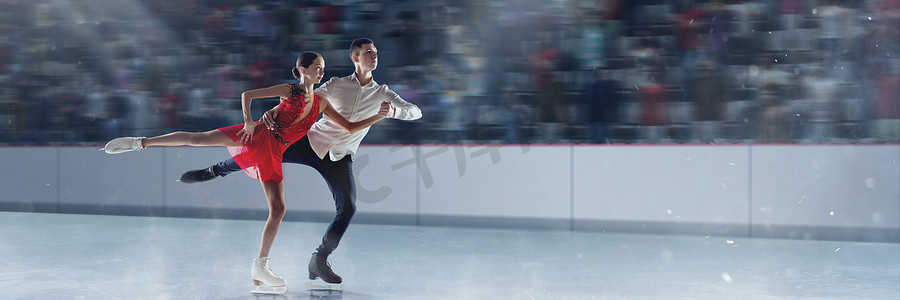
<box><xmin>1</xmin><ymin>144</ymin><xmax>897</xmax><ymax>242</ymax></box>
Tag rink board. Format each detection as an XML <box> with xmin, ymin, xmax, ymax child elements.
<box><xmin>0</xmin><ymin>144</ymin><xmax>897</xmax><ymax>242</ymax></box>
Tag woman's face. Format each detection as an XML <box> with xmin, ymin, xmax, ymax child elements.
<box><xmin>300</xmin><ymin>56</ymin><xmax>325</xmax><ymax>83</ymax></box>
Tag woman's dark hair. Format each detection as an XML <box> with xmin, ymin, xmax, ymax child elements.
<box><xmin>292</xmin><ymin>51</ymin><xmax>321</xmax><ymax>80</ymax></box>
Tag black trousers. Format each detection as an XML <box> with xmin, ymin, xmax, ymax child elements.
<box><xmin>214</xmin><ymin>136</ymin><xmax>355</xmax><ymax>255</ymax></box>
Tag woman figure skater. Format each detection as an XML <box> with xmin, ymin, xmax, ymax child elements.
<box><xmin>103</xmin><ymin>51</ymin><xmax>392</xmax><ymax>294</ymax></box>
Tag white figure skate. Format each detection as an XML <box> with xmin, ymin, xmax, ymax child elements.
<box><xmin>102</xmin><ymin>137</ymin><xmax>146</xmax><ymax>154</ymax></box>
<box><xmin>251</xmin><ymin>257</ymin><xmax>287</xmax><ymax>295</ymax></box>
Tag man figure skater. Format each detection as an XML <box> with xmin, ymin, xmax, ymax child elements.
<box><xmin>180</xmin><ymin>38</ymin><xmax>422</xmax><ymax>288</ymax></box>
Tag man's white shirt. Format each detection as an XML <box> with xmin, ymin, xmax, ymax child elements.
<box><xmin>309</xmin><ymin>72</ymin><xmax>422</xmax><ymax>161</ymax></box>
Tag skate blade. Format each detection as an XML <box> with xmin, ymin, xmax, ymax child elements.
<box><xmin>307</xmin><ymin>279</ymin><xmax>342</xmax><ymax>290</ymax></box>
<box><xmin>251</xmin><ymin>285</ymin><xmax>288</xmax><ymax>295</ymax></box>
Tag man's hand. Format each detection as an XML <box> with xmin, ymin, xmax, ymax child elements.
<box><xmin>261</xmin><ymin>108</ymin><xmax>279</xmax><ymax>129</ymax></box>
<box><xmin>378</xmin><ymin>101</ymin><xmax>394</xmax><ymax>118</ymax></box>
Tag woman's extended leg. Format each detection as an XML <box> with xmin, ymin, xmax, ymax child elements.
<box><xmin>142</xmin><ymin>130</ymin><xmax>240</xmax><ymax>148</ymax></box>
<box><xmin>103</xmin><ymin>129</ymin><xmax>241</xmax><ymax>154</ymax></box>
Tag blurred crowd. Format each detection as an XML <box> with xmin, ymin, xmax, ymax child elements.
<box><xmin>0</xmin><ymin>0</ymin><xmax>897</xmax><ymax>145</ymax></box>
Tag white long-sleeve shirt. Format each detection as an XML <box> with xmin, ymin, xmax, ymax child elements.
<box><xmin>309</xmin><ymin>73</ymin><xmax>422</xmax><ymax>161</ymax></box>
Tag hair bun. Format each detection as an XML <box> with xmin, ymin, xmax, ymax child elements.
<box><xmin>292</xmin><ymin>67</ymin><xmax>302</xmax><ymax>80</ymax></box>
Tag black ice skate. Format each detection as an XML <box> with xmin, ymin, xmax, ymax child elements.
<box><xmin>179</xmin><ymin>165</ymin><xmax>218</xmax><ymax>183</ymax></box>
<box><xmin>307</xmin><ymin>252</ymin><xmax>342</xmax><ymax>290</ymax></box>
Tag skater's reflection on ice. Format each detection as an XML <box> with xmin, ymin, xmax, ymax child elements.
<box><xmin>251</xmin><ymin>293</ymin><xmax>287</xmax><ymax>300</ymax></box>
<box><xmin>309</xmin><ymin>288</ymin><xmax>343</xmax><ymax>299</ymax></box>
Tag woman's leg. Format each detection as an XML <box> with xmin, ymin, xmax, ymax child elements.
<box><xmin>257</xmin><ymin>179</ymin><xmax>286</xmax><ymax>259</ymax></box>
<box><xmin>142</xmin><ymin>129</ymin><xmax>240</xmax><ymax>148</ymax></box>
<box><xmin>249</xmin><ymin>180</ymin><xmax>288</xmax><ymax>291</ymax></box>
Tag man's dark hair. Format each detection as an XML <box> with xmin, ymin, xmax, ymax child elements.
<box><xmin>349</xmin><ymin>37</ymin><xmax>374</xmax><ymax>56</ymax></box>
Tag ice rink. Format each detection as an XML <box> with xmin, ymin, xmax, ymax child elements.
<box><xmin>1</xmin><ymin>211</ymin><xmax>897</xmax><ymax>300</ymax></box>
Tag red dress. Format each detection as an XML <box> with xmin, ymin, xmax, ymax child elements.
<box><xmin>218</xmin><ymin>84</ymin><xmax>320</xmax><ymax>183</ymax></box>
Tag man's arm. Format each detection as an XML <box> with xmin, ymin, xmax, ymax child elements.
<box><xmin>379</xmin><ymin>85</ymin><xmax>422</xmax><ymax>121</ymax></box>
<box><xmin>320</xmin><ymin>96</ymin><xmax>388</xmax><ymax>133</ymax></box>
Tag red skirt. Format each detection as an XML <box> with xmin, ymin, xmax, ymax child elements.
<box><xmin>218</xmin><ymin>124</ymin><xmax>289</xmax><ymax>183</ymax></box>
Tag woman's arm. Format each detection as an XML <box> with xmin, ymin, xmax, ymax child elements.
<box><xmin>237</xmin><ymin>84</ymin><xmax>291</xmax><ymax>143</ymax></box>
<box><xmin>241</xmin><ymin>84</ymin><xmax>291</xmax><ymax>123</ymax></box>
<box><xmin>319</xmin><ymin>96</ymin><xmax>389</xmax><ymax>134</ymax></box>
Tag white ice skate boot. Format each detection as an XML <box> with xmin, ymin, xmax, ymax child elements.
<box><xmin>251</xmin><ymin>257</ymin><xmax>287</xmax><ymax>294</ymax></box>
<box><xmin>102</xmin><ymin>137</ymin><xmax>146</xmax><ymax>154</ymax></box>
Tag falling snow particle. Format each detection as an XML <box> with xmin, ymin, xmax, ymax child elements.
<box><xmin>666</xmin><ymin>209</ymin><xmax>673</xmax><ymax>215</ymax></box>
<box><xmin>829</xmin><ymin>211</ymin><xmax>835</xmax><ymax>216</ymax></box>
<box><xmin>872</xmin><ymin>212</ymin><xmax>884</xmax><ymax>224</ymax></box>
<box><xmin>721</xmin><ymin>273</ymin><xmax>733</xmax><ymax>283</ymax></box>
<box><xmin>749</xmin><ymin>65</ymin><xmax>759</xmax><ymax>76</ymax></box>
<box><xmin>834</xmin><ymin>248</ymin><xmax>840</xmax><ymax>252</ymax></box>
<box><xmin>726</xmin><ymin>240</ymin><xmax>734</xmax><ymax>244</ymax></box>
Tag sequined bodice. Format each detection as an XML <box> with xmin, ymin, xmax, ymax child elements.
<box><xmin>270</xmin><ymin>83</ymin><xmax>319</xmax><ymax>145</ymax></box>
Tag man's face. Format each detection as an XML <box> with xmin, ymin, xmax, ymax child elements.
<box><xmin>355</xmin><ymin>43</ymin><xmax>378</xmax><ymax>71</ymax></box>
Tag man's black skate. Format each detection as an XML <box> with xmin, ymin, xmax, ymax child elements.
<box><xmin>179</xmin><ymin>166</ymin><xmax>218</xmax><ymax>183</ymax></box>
<box><xmin>308</xmin><ymin>252</ymin><xmax>342</xmax><ymax>289</ymax></box>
